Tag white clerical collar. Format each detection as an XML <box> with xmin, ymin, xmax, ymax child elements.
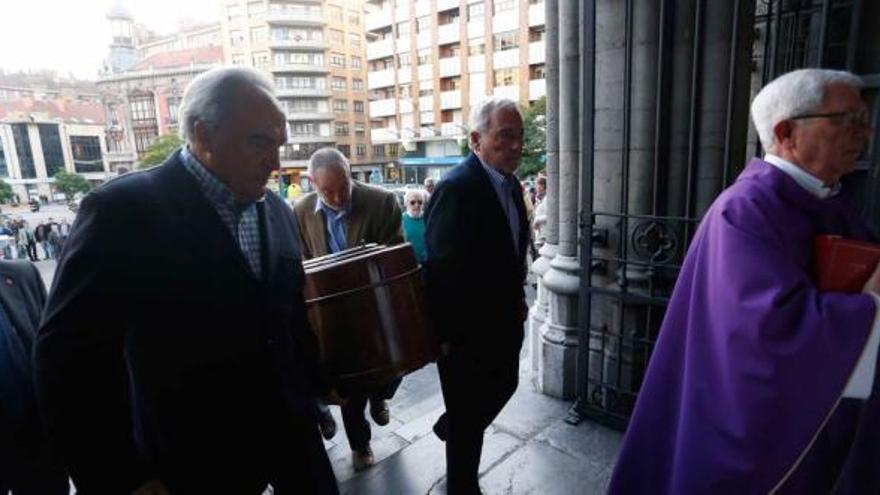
<box><xmin>763</xmin><ymin>154</ymin><xmax>840</xmax><ymax>199</ymax></box>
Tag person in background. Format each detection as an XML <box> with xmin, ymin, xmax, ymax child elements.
<box><xmin>423</xmin><ymin>177</ymin><xmax>436</xmax><ymax>196</ymax></box>
<box><xmin>402</xmin><ymin>189</ymin><xmax>428</xmax><ymax>263</ymax></box>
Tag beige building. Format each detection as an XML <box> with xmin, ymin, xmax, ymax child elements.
<box><xmin>364</xmin><ymin>0</ymin><xmax>546</xmax><ymax>184</ymax></box>
<box><xmin>221</xmin><ymin>0</ymin><xmax>380</xmax><ymax>184</ymax></box>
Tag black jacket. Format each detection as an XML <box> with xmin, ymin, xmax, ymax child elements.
<box><xmin>34</xmin><ymin>151</ymin><xmax>328</xmax><ymax>493</ymax></box>
<box><xmin>423</xmin><ymin>152</ymin><xmax>529</xmax><ymax>354</ymax></box>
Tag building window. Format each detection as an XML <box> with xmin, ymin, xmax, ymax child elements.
<box><xmin>290</xmin><ymin>122</ymin><xmax>317</xmax><ymax>137</ymax></box>
<box><xmin>418</xmin><ymin>88</ymin><xmax>433</xmax><ymax>97</ymax></box>
<box><xmin>350</xmin><ymin>56</ymin><xmax>362</xmax><ymax>69</ymax></box>
<box><xmin>354</xmin><ymin>122</ymin><xmax>366</xmax><ymax>135</ymax></box>
<box><xmin>230</xmin><ymin>29</ymin><xmax>245</xmax><ymax>47</ymax></box>
<box><xmin>348</xmin><ymin>32</ymin><xmax>361</xmax><ymax>48</ymax></box>
<box><xmin>529</xmin><ymin>27</ymin><xmax>545</xmax><ymax>42</ymax></box>
<box><xmin>348</xmin><ymin>10</ymin><xmax>360</xmax><ymax>24</ymax></box>
<box><xmin>275</xmin><ymin>76</ymin><xmax>326</xmax><ymax>89</ymax></box>
<box><xmin>133</xmin><ymin>129</ymin><xmax>157</xmax><ymax>153</ymax></box>
<box><xmin>70</xmin><ymin>136</ymin><xmax>104</xmax><ymax>173</ymax></box>
<box><xmin>356</xmin><ymin>144</ymin><xmax>366</xmax><ymax>156</ymax></box>
<box><xmin>330</xmin><ymin>29</ymin><xmax>344</xmax><ymax>44</ymax></box>
<box><xmin>130</xmin><ymin>94</ymin><xmax>156</xmax><ymax>123</ymax></box>
<box><xmin>250</xmin><ymin>26</ymin><xmax>267</xmax><ymax>43</ymax></box>
<box><xmin>11</xmin><ymin>124</ymin><xmax>35</xmax><ymax>179</ymax></box>
<box><xmin>331</xmin><ymin>77</ymin><xmax>347</xmax><ymax>91</ymax></box>
<box><xmin>232</xmin><ymin>54</ymin><xmax>245</xmax><ymax>65</ymax></box>
<box><xmin>272</xmin><ymin>27</ymin><xmax>323</xmax><ymax>42</ymax></box>
<box><xmin>0</xmin><ymin>141</ymin><xmax>6</xmax><ymax>177</ymax></box>
<box><xmin>281</xmin><ymin>99</ymin><xmax>323</xmax><ymax>114</ymax></box>
<box><xmin>338</xmin><ymin>144</ymin><xmax>351</xmax><ymax>157</ymax></box>
<box><xmin>37</xmin><ymin>124</ymin><xmax>65</xmax><ymax>178</ymax></box>
<box><xmin>333</xmin><ymin>99</ymin><xmax>349</xmax><ymax>112</ymax></box>
<box><xmin>468</xmin><ymin>2</ymin><xmax>484</xmax><ymax>20</ymax></box>
<box><xmin>397</xmin><ymin>21</ymin><xmax>410</xmax><ymax>37</ymax></box>
<box><xmin>417</xmin><ymin>48</ymin><xmax>431</xmax><ymax>65</ymax></box>
<box><xmin>335</xmin><ymin>122</ymin><xmax>350</xmax><ymax>136</ymax></box>
<box><xmin>328</xmin><ymin>5</ymin><xmax>343</xmax><ymax>21</ymax></box>
<box><xmin>252</xmin><ymin>51</ymin><xmax>270</xmax><ymax>68</ymax></box>
<box><xmin>468</xmin><ymin>38</ymin><xmax>485</xmax><ymax>55</ymax></box>
<box><xmin>282</xmin><ymin>142</ymin><xmax>323</xmax><ymax>160</ymax></box>
<box><xmin>353</xmin><ymin>101</ymin><xmax>364</xmax><ymax>113</ymax></box>
<box><xmin>373</xmin><ymin>145</ymin><xmax>385</xmax><ymax>157</ymax></box>
<box><xmin>416</xmin><ymin>16</ymin><xmax>430</xmax><ymax>33</ymax></box>
<box><xmin>352</xmin><ymin>78</ymin><xmax>364</xmax><ymax>90</ymax></box>
<box><xmin>398</xmin><ymin>53</ymin><xmax>411</xmax><ymax>68</ymax></box>
<box><xmin>399</xmin><ymin>83</ymin><xmax>412</xmax><ymax>98</ymax></box>
<box><xmin>494</xmin><ymin>31</ymin><xmax>519</xmax><ymax>51</ymax></box>
<box><xmin>530</xmin><ymin>64</ymin><xmax>546</xmax><ymax>80</ymax></box>
<box><xmin>388</xmin><ymin>143</ymin><xmax>399</xmax><ymax>156</ymax></box>
<box><xmin>494</xmin><ymin>68</ymin><xmax>517</xmax><ymax>86</ymax></box>
<box><xmin>441</xmin><ymin>76</ymin><xmax>461</xmax><ymax>90</ymax></box>
<box><xmin>330</xmin><ymin>52</ymin><xmax>346</xmax><ymax>67</ymax></box>
<box><xmin>167</xmin><ymin>96</ymin><xmax>182</xmax><ymax>124</ymax></box>
<box><xmin>494</xmin><ymin>0</ymin><xmax>515</xmax><ymax>13</ymax></box>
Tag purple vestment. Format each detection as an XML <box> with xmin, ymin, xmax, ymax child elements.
<box><xmin>609</xmin><ymin>159</ymin><xmax>880</xmax><ymax>494</ymax></box>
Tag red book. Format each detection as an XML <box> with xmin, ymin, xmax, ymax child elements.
<box><xmin>814</xmin><ymin>235</ymin><xmax>880</xmax><ymax>293</ymax></box>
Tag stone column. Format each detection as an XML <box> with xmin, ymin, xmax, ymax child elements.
<box><xmin>528</xmin><ymin>0</ymin><xmax>560</xmax><ymax>378</ymax></box>
<box><xmin>537</xmin><ymin>0</ymin><xmax>580</xmax><ymax>399</ymax></box>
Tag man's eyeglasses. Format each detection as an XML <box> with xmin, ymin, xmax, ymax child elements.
<box><xmin>789</xmin><ymin>110</ymin><xmax>871</xmax><ymax>128</ymax></box>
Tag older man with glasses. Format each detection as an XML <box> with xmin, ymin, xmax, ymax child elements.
<box><xmin>610</xmin><ymin>69</ymin><xmax>879</xmax><ymax>494</ymax></box>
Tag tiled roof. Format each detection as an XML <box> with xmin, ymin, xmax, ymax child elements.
<box><xmin>131</xmin><ymin>46</ymin><xmax>223</xmax><ymax>71</ymax></box>
<box><xmin>0</xmin><ymin>98</ymin><xmax>106</xmax><ymax>124</ymax></box>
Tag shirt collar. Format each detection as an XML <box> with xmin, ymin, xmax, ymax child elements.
<box><xmin>315</xmin><ymin>195</ymin><xmax>350</xmax><ymax>217</ymax></box>
<box><xmin>181</xmin><ymin>146</ymin><xmax>264</xmax><ymax>209</ymax></box>
<box><xmin>475</xmin><ymin>153</ymin><xmax>511</xmax><ymax>186</ymax></box>
<box><xmin>763</xmin><ymin>153</ymin><xmax>841</xmax><ymax>199</ymax></box>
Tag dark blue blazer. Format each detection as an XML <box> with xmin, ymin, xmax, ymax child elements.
<box><xmin>424</xmin><ymin>153</ymin><xmax>529</xmax><ymax>354</ymax></box>
<box><xmin>34</xmin><ymin>150</ymin><xmax>328</xmax><ymax>493</ymax></box>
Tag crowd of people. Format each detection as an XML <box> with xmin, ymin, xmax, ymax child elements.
<box><xmin>0</xmin><ymin>217</ymin><xmax>71</xmax><ymax>262</ymax></box>
<box><xmin>0</xmin><ymin>63</ymin><xmax>876</xmax><ymax>495</ymax></box>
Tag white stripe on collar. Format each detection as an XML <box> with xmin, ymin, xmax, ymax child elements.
<box><xmin>763</xmin><ymin>154</ymin><xmax>840</xmax><ymax>199</ymax></box>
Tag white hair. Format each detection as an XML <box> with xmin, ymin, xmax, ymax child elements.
<box><xmin>178</xmin><ymin>66</ymin><xmax>278</xmax><ymax>143</ymax></box>
<box><xmin>404</xmin><ymin>188</ymin><xmax>428</xmax><ymax>204</ymax></box>
<box><xmin>750</xmin><ymin>68</ymin><xmax>863</xmax><ymax>152</ymax></box>
<box><xmin>469</xmin><ymin>96</ymin><xmax>521</xmax><ymax>135</ymax></box>
<box><xmin>308</xmin><ymin>147</ymin><xmax>351</xmax><ymax>178</ymax></box>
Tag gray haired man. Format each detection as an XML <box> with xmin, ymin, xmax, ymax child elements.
<box><xmin>34</xmin><ymin>66</ymin><xmax>337</xmax><ymax>494</ymax></box>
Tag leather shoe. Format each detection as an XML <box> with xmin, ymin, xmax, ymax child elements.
<box><xmin>352</xmin><ymin>445</ymin><xmax>375</xmax><ymax>471</ymax></box>
<box><xmin>369</xmin><ymin>399</ymin><xmax>390</xmax><ymax>426</ymax></box>
<box><xmin>318</xmin><ymin>412</ymin><xmax>337</xmax><ymax>440</ymax></box>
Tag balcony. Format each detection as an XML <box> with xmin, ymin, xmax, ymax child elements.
<box><xmin>417</xmin><ymin>64</ymin><xmax>433</xmax><ymax>81</ymax></box>
<box><xmin>288</xmin><ymin>135</ymin><xmax>335</xmax><ymax>144</ymax></box>
<box><xmin>366</xmin><ymin>37</ymin><xmax>395</xmax><ymax>60</ymax></box>
<box><xmin>529</xmin><ymin>2</ymin><xmax>546</xmax><ymax>27</ymax></box>
<box><xmin>370</xmin><ymin>98</ymin><xmax>397</xmax><ymax>117</ymax></box>
<box><xmin>468</xmin><ymin>54</ymin><xmax>486</xmax><ymax>74</ymax></box>
<box><xmin>368</xmin><ymin>68</ymin><xmax>395</xmax><ymax>89</ymax></box>
<box><xmin>268</xmin><ymin>38</ymin><xmax>325</xmax><ymax>51</ymax></box>
<box><xmin>371</xmin><ymin>128</ymin><xmax>399</xmax><ymax>143</ymax></box>
<box><xmin>441</xmin><ymin>122</ymin><xmax>467</xmax><ymax>137</ymax></box>
<box><xmin>493</xmin><ymin>49</ymin><xmax>520</xmax><ymax>69</ymax></box>
<box><xmin>398</xmin><ymin>69</ymin><xmax>412</xmax><ymax>84</ymax></box>
<box><xmin>493</xmin><ymin>10</ymin><xmax>519</xmax><ymax>33</ymax></box>
<box><xmin>439</xmin><ymin>57</ymin><xmax>460</xmax><ymax>78</ymax></box>
<box><xmin>396</xmin><ymin>36</ymin><xmax>412</xmax><ymax>53</ymax></box>
<box><xmin>440</xmin><ymin>90</ymin><xmax>461</xmax><ymax>110</ymax></box>
<box><xmin>437</xmin><ymin>22</ymin><xmax>460</xmax><ymax>45</ymax></box>
<box><xmin>265</xmin><ymin>10</ymin><xmax>323</xmax><ymax>26</ymax></box>
<box><xmin>416</xmin><ymin>31</ymin><xmax>431</xmax><ymax>49</ymax></box>
<box><xmin>493</xmin><ymin>85</ymin><xmax>519</xmax><ymax>101</ymax></box>
<box><xmin>437</xmin><ymin>0</ymin><xmax>458</xmax><ymax>11</ymax></box>
<box><xmin>400</xmin><ymin>99</ymin><xmax>415</xmax><ymax>113</ymax></box>
<box><xmin>365</xmin><ymin>8</ymin><xmax>393</xmax><ymax>31</ymax></box>
<box><xmin>285</xmin><ymin>112</ymin><xmax>335</xmax><ymax>121</ymax></box>
<box><xmin>395</xmin><ymin>2</ymin><xmax>410</xmax><ymax>20</ymax></box>
<box><xmin>270</xmin><ymin>63</ymin><xmax>328</xmax><ymax>73</ymax></box>
<box><xmin>419</xmin><ymin>95</ymin><xmax>434</xmax><ymax>112</ymax></box>
<box><xmin>529</xmin><ymin>79</ymin><xmax>546</xmax><ymax>100</ymax></box>
<box><xmin>277</xmin><ymin>87</ymin><xmax>329</xmax><ymax>97</ymax></box>
<box><xmin>414</xmin><ymin>0</ymin><xmax>431</xmax><ymax>16</ymax></box>
<box><xmin>467</xmin><ymin>21</ymin><xmax>484</xmax><ymax>39</ymax></box>
<box><xmin>529</xmin><ymin>41</ymin><xmax>545</xmax><ymax>65</ymax></box>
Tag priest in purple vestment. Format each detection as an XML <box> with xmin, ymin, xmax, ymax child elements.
<box><xmin>609</xmin><ymin>69</ymin><xmax>878</xmax><ymax>494</ymax></box>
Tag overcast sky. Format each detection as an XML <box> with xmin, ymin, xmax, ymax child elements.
<box><xmin>0</xmin><ymin>0</ymin><xmax>222</xmax><ymax>80</ymax></box>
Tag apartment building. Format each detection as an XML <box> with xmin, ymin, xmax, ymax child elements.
<box><xmin>364</xmin><ymin>0</ymin><xmax>546</xmax><ymax>183</ymax></box>
<box><xmin>222</xmin><ymin>0</ymin><xmax>381</xmax><ymax>183</ymax></box>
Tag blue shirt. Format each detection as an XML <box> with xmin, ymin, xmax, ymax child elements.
<box><xmin>315</xmin><ymin>197</ymin><xmax>350</xmax><ymax>254</ymax></box>
<box><xmin>180</xmin><ymin>147</ymin><xmax>264</xmax><ymax>278</ymax></box>
<box><xmin>477</xmin><ymin>155</ymin><xmax>520</xmax><ymax>254</ymax></box>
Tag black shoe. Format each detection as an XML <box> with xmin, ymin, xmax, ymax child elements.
<box><xmin>318</xmin><ymin>411</ymin><xmax>337</xmax><ymax>440</ymax></box>
<box><xmin>369</xmin><ymin>399</ymin><xmax>390</xmax><ymax>426</ymax></box>
<box><xmin>433</xmin><ymin>413</ymin><xmax>448</xmax><ymax>442</ymax></box>
<box><xmin>352</xmin><ymin>445</ymin><xmax>375</xmax><ymax>471</ymax></box>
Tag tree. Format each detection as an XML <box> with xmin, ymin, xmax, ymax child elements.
<box><xmin>138</xmin><ymin>134</ymin><xmax>183</xmax><ymax>169</ymax></box>
<box><xmin>53</xmin><ymin>171</ymin><xmax>91</xmax><ymax>201</ymax></box>
<box><xmin>0</xmin><ymin>179</ymin><xmax>13</xmax><ymax>204</ymax></box>
<box><xmin>517</xmin><ymin>96</ymin><xmax>546</xmax><ymax>178</ymax></box>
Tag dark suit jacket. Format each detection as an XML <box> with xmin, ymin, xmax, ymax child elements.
<box><xmin>0</xmin><ymin>261</ymin><xmax>49</xmax><ymax>469</ymax></box>
<box><xmin>293</xmin><ymin>180</ymin><xmax>403</xmax><ymax>258</ymax></box>
<box><xmin>33</xmin><ymin>150</ymin><xmax>329</xmax><ymax>493</ymax></box>
<box><xmin>424</xmin><ymin>153</ymin><xmax>529</xmax><ymax>354</ymax></box>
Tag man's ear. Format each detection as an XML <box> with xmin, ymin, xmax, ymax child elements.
<box><xmin>772</xmin><ymin>120</ymin><xmax>795</xmax><ymax>150</ymax></box>
<box><xmin>192</xmin><ymin>120</ymin><xmax>211</xmax><ymax>151</ymax></box>
<box><xmin>469</xmin><ymin>131</ymin><xmax>480</xmax><ymax>151</ymax></box>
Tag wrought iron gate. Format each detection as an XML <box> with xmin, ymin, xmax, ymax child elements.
<box><xmin>570</xmin><ymin>0</ymin><xmax>879</xmax><ymax>430</ymax></box>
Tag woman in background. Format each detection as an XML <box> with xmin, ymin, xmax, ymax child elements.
<box><xmin>402</xmin><ymin>189</ymin><xmax>428</xmax><ymax>263</ymax></box>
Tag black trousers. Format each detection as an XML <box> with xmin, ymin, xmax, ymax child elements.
<box><xmin>340</xmin><ymin>378</ymin><xmax>402</xmax><ymax>451</ymax></box>
<box><xmin>437</xmin><ymin>347</ymin><xmax>519</xmax><ymax>495</ymax></box>
<box><xmin>0</xmin><ymin>454</ymin><xmax>69</xmax><ymax>495</ymax></box>
<box><xmin>25</xmin><ymin>242</ymin><xmax>37</xmax><ymax>262</ymax></box>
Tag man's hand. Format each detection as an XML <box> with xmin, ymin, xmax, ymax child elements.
<box><xmin>132</xmin><ymin>479</ymin><xmax>171</xmax><ymax>495</ymax></box>
<box><xmin>863</xmin><ymin>260</ymin><xmax>880</xmax><ymax>294</ymax></box>
<box><xmin>323</xmin><ymin>388</ymin><xmax>348</xmax><ymax>406</ymax></box>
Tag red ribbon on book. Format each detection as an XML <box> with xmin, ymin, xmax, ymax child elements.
<box><xmin>814</xmin><ymin>235</ymin><xmax>880</xmax><ymax>292</ymax></box>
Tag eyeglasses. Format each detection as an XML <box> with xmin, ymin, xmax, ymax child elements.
<box><xmin>408</xmin><ymin>200</ymin><xmax>423</xmax><ymax>205</ymax></box>
<box><xmin>789</xmin><ymin>110</ymin><xmax>871</xmax><ymax>128</ymax></box>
